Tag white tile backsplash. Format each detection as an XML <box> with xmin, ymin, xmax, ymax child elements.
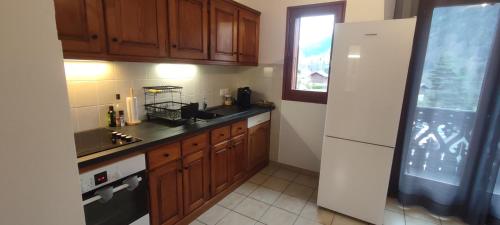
<box><xmin>75</xmin><ymin>106</ymin><xmax>99</xmax><ymax>132</ymax></box>
<box><xmin>66</xmin><ymin>61</ymin><xmax>242</xmax><ymax>132</ymax></box>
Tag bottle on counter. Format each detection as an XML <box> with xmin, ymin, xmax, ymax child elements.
<box><xmin>108</xmin><ymin>106</ymin><xmax>117</xmax><ymax>127</ymax></box>
<box><xmin>118</xmin><ymin>110</ymin><xmax>126</xmax><ymax>127</ymax></box>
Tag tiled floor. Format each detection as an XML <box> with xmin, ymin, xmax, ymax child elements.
<box><xmin>191</xmin><ymin>164</ymin><xmax>468</xmax><ymax>225</ymax></box>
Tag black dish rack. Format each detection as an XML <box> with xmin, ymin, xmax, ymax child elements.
<box><xmin>143</xmin><ymin>86</ymin><xmax>189</xmax><ymax>124</ymax></box>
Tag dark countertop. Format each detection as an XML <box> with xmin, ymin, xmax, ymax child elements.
<box><xmin>77</xmin><ymin>105</ymin><xmax>272</xmax><ymax>169</ymax></box>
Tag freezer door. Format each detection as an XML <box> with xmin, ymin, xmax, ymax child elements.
<box><xmin>318</xmin><ymin>137</ymin><xmax>394</xmax><ymax>225</ymax></box>
<box><xmin>324</xmin><ymin>18</ymin><xmax>416</xmax><ymax>147</ymax></box>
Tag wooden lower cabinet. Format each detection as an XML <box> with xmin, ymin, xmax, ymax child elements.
<box><xmin>182</xmin><ymin>149</ymin><xmax>211</xmax><ymax>214</ymax></box>
<box><xmin>248</xmin><ymin>121</ymin><xmax>270</xmax><ymax>170</ymax></box>
<box><xmin>211</xmin><ymin>141</ymin><xmax>231</xmax><ymax>195</ymax></box>
<box><xmin>148</xmin><ymin>117</ymin><xmax>269</xmax><ymax>225</ymax></box>
<box><xmin>229</xmin><ymin>134</ymin><xmax>247</xmax><ymax>182</ymax></box>
<box><xmin>149</xmin><ymin>160</ymin><xmax>184</xmax><ymax>225</ymax></box>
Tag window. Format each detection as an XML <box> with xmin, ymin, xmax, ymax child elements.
<box><xmin>282</xmin><ymin>2</ymin><xmax>345</xmax><ymax>104</ymax></box>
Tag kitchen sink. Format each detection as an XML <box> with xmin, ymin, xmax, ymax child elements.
<box><xmin>196</xmin><ymin>111</ymin><xmax>224</xmax><ymax>120</ymax></box>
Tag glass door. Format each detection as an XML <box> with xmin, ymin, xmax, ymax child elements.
<box><xmin>395</xmin><ymin>1</ymin><xmax>500</xmax><ymax>223</ymax></box>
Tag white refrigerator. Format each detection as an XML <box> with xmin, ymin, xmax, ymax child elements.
<box><xmin>317</xmin><ymin>18</ymin><xmax>416</xmax><ymax>225</ymax></box>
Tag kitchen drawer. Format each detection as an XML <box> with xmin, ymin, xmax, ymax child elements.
<box><xmin>182</xmin><ymin>132</ymin><xmax>209</xmax><ymax>156</ymax></box>
<box><xmin>148</xmin><ymin>142</ymin><xmax>181</xmax><ymax>170</ymax></box>
<box><xmin>211</xmin><ymin>126</ymin><xmax>230</xmax><ymax>145</ymax></box>
<box><xmin>231</xmin><ymin>120</ymin><xmax>247</xmax><ymax>136</ymax></box>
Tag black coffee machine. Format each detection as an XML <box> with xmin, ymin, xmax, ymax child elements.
<box><xmin>237</xmin><ymin>87</ymin><xmax>252</xmax><ymax>109</ymax></box>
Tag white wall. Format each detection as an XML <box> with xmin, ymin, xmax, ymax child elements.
<box><xmin>235</xmin><ymin>0</ymin><xmax>395</xmax><ymax>171</ymax></box>
<box><xmin>0</xmin><ymin>1</ymin><xmax>85</xmax><ymax>225</ymax></box>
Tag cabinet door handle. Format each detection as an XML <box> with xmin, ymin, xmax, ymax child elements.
<box><xmin>172</xmin><ymin>44</ymin><xmax>177</xmax><ymax>48</ymax></box>
<box><xmin>91</xmin><ymin>34</ymin><xmax>98</xmax><ymax>40</ymax></box>
<box><xmin>184</xmin><ymin>166</ymin><xmax>189</xmax><ymax>170</ymax></box>
<box><xmin>163</xmin><ymin>153</ymin><xmax>170</xmax><ymax>158</ymax></box>
<box><xmin>112</xmin><ymin>37</ymin><xmax>119</xmax><ymax>42</ymax></box>
<box><xmin>192</xmin><ymin>143</ymin><xmax>198</xmax><ymax>146</ymax></box>
<box><xmin>219</xmin><ymin>134</ymin><xmax>225</xmax><ymax>137</ymax></box>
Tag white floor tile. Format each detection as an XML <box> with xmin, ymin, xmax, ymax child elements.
<box><xmin>234</xmin><ymin>197</ymin><xmax>270</xmax><ymax>221</ymax></box>
<box><xmin>189</xmin><ymin>220</ymin><xmax>205</xmax><ymax>225</ymax></box>
<box><xmin>384</xmin><ymin>210</ymin><xmax>406</xmax><ymax>225</ymax></box>
<box><xmin>405</xmin><ymin>216</ymin><xmax>439</xmax><ymax>225</ymax></box>
<box><xmin>273</xmin><ymin>194</ymin><xmax>308</xmax><ymax>214</ymax></box>
<box><xmin>249</xmin><ymin>186</ymin><xmax>281</xmax><ymax>204</ymax></box>
<box><xmin>249</xmin><ymin>173</ymin><xmax>270</xmax><ymax>185</ymax></box>
<box><xmin>216</xmin><ymin>211</ymin><xmax>257</xmax><ymax>225</ymax></box>
<box><xmin>234</xmin><ymin>182</ymin><xmax>259</xmax><ymax>196</ymax></box>
<box><xmin>261</xmin><ymin>164</ymin><xmax>280</xmax><ymax>175</ymax></box>
<box><xmin>260</xmin><ymin>206</ymin><xmax>298</xmax><ymax>225</ymax></box>
<box><xmin>284</xmin><ymin>183</ymin><xmax>314</xmax><ymax>201</ymax></box>
<box><xmin>294</xmin><ymin>217</ymin><xmax>325</xmax><ymax>225</ymax></box>
<box><xmin>294</xmin><ymin>174</ymin><xmax>319</xmax><ymax>188</ymax></box>
<box><xmin>262</xmin><ymin>176</ymin><xmax>290</xmax><ymax>192</ymax></box>
<box><xmin>404</xmin><ymin>206</ymin><xmax>441</xmax><ymax>224</ymax></box>
<box><xmin>274</xmin><ymin>169</ymin><xmax>299</xmax><ymax>181</ymax></box>
<box><xmin>218</xmin><ymin>192</ymin><xmax>246</xmax><ymax>210</ymax></box>
<box><xmin>331</xmin><ymin>214</ymin><xmax>367</xmax><ymax>225</ymax></box>
<box><xmin>386</xmin><ymin>198</ymin><xmax>405</xmax><ymax>213</ymax></box>
<box><xmin>198</xmin><ymin>205</ymin><xmax>230</xmax><ymax>225</ymax></box>
<box><xmin>300</xmin><ymin>202</ymin><xmax>335</xmax><ymax>225</ymax></box>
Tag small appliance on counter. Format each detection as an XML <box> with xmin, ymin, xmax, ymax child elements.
<box><xmin>126</xmin><ymin>88</ymin><xmax>141</xmax><ymax>126</ymax></box>
<box><xmin>237</xmin><ymin>87</ymin><xmax>252</xmax><ymax>109</ymax></box>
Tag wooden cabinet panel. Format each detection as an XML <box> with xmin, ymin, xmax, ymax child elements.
<box><xmin>210</xmin><ymin>0</ymin><xmax>238</xmax><ymax>62</ymax></box>
<box><xmin>148</xmin><ymin>143</ymin><xmax>181</xmax><ymax>170</ymax></box>
<box><xmin>149</xmin><ymin>160</ymin><xmax>184</xmax><ymax>225</ymax></box>
<box><xmin>168</xmin><ymin>0</ymin><xmax>208</xmax><ymax>59</ymax></box>
<box><xmin>182</xmin><ymin>149</ymin><xmax>210</xmax><ymax>214</ymax></box>
<box><xmin>54</xmin><ymin>0</ymin><xmax>106</xmax><ymax>53</ymax></box>
<box><xmin>231</xmin><ymin>120</ymin><xmax>247</xmax><ymax>136</ymax></box>
<box><xmin>182</xmin><ymin>133</ymin><xmax>209</xmax><ymax>156</ymax></box>
<box><xmin>104</xmin><ymin>0</ymin><xmax>167</xmax><ymax>57</ymax></box>
<box><xmin>248</xmin><ymin>121</ymin><xmax>270</xmax><ymax>170</ymax></box>
<box><xmin>210</xmin><ymin>141</ymin><xmax>230</xmax><ymax>194</ymax></box>
<box><xmin>238</xmin><ymin>9</ymin><xmax>260</xmax><ymax>64</ymax></box>
<box><xmin>229</xmin><ymin>134</ymin><xmax>247</xmax><ymax>182</ymax></box>
<box><xmin>211</xmin><ymin>126</ymin><xmax>230</xmax><ymax>145</ymax></box>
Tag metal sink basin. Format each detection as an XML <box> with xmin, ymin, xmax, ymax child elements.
<box><xmin>196</xmin><ymin>111</ymin><xmax>224</xmax><ymax>120</ymax></box>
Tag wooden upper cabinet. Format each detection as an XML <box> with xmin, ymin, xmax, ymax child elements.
<box><xmin>149</xmin><ymin>160</ymin><xmax>184</xmax><ymax>225</ymax></box>
<box><xmin>210</xmin><ymin>0</ymin><xmax>238</xmax><ymax>62</ymax></box>
<box><xmin>248</xmin><ymin>121</ymin><xmax>270</xmax><ymax>170</ymax></box>
<box><xmin>168</xmin><ymin>0</ymin><xmax>209</xmax><ymax>59</ymax></box>
<box><xmin>53</xmin><ymin>0</ymin><xmax>106</xmax><ymax>53</ymax></box>
<box><xmin>104</xmin><ymin>0</ymin><xmax>167</xmax><ymax>57</ymax></box>
<box><xmin>238</xmin><ymin>8</ymin><xmax>260</xmax><ymax>64</ymax></box>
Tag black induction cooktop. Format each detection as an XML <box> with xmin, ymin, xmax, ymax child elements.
<box><xmin>74</xmin><ymin>128</ymin><xmax>142</xmax><ymax>158</ymax></box>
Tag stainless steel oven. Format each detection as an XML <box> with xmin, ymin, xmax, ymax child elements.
<box><xmin>80</xmin><ymin>154</ymin><xmax>149</xmax><ymax>225</ymax></box>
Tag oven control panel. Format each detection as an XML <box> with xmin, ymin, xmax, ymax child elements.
<box><xmin>80</xmin><ymin>154</ymin><xmax>146</xmax><ymax>194</ymax></box>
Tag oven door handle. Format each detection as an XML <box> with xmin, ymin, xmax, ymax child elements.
<box><xmin>82</xmin><ymin>176</ymin><xmax>143</xmax><ymax>206</ymax></box>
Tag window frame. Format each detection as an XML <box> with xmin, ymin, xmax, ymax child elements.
<box><xmin>282</xmin><ymin>1</ymin><xmax>346</xmax><ymax>104</ymax></box>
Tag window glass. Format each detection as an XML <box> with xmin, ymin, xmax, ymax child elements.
<box><xmin>294</xmin><ymin>15</ymin><xmax>335</xmax><ymax>92</ymax></box>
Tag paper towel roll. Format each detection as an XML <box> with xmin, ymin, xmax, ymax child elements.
<box><xmin>126</xmin><ymin>96</ymin><xmax>141</xmax><ymax>125</ymax></box>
